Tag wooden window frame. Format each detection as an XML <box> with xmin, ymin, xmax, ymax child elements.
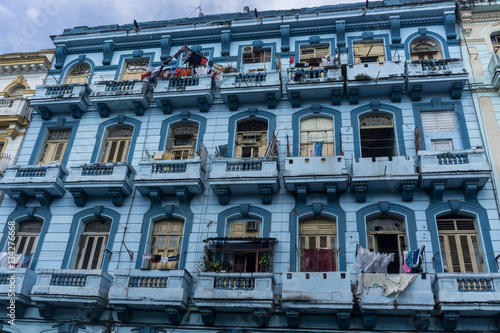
<box><xmin>166</xmin><ymin>123</ymin><xmax>199</xmax><ymax>160</ymax></box>
<box><xmin>299</xmin><ymin>45</ymin><xmax>330</xmax><ymax>65</ymax></box>
<box><xmin>242</xmin><ymin>48</ymin><xmax>272</xmax><ymax>65</ymax></box>
<box><xmin>299</xmin><ymin>218</ymin><xmax>337</xmax><ymax>272</ymax></box>
<box><xmin>100</xmin><ymin>126</ymin><xmax>133</xmax><ymax>163</ymax></box>
<box><xmin>66</xmin><ymin>64</ymin><xmax>91</xmax><ymax>84</ymax></box>
<box><xmin>438</xmin><ymin>217</ymin><xmax>484</xmax><ymax>273</ymax></box>
<box><xmin>38</xmin><ymin>128</ymin><xmax>72</xmax><ymax>165</ymax></box>
<box><xmin>353</xmin><ymin>41</ymin><xmax>386</xmax><ymax>64</ymax></box>
<box><xmin>300</xmin><ymin>116</ymin><xmax>334</xmax><ymax>157</ymax></box>
<box><xmin>74</xmin><ymin>220</ymin><xmax>111</xmax><ymax>270</ymax></box>
<box><xmin>122</xmin><ymin>58</ymin><xmax>149</xmax><ymax>80</ymax></box>
<box><xmin>148</xmin><ymin>219</ymin><xmax>184</xmax><ymax>270</ymax></box>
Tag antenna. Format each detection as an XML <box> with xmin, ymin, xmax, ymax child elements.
<box><xmin>189</xmin><ymin>0</ymin><xmax>205</xmax><ymax>17</ymax></box>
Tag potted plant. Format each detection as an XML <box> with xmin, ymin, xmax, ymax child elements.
<box><xmin>354</xmin><ymin>73</ymin><xmax>372</xmax><ymax>81</ymax></box>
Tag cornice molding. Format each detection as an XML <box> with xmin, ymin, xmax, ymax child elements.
<box><xmin>471</xmin><ymin>12</ymin><xmax>500</xmax><ymax>23</ymax></box>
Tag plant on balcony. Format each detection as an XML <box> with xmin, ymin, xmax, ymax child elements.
<box><xmin>259</xmin><ymin>251</ymin><xmax>271</xmax><ymax>272</ymax></box>
<box><xmin>354</xmin><ymin>73</ymin><xmax>372</xmax><ymax>81</ymax></box>
<box><xmin>200</xmin><ymin>246</ymin><xmax>226</xmax><ymax>272</ymax></box>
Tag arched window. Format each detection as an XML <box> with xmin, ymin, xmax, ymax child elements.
<box><xmin>359</xmin><ymin>114</ymin><xmax>396</xmax><ymax>158</ymax></box>
<box><xmin>100</xmin><ymin>126</ymin><xmax>133</xmax><ymax>163</ymax></box>
<box><xmin>300</xmin><ymin>116</ymin><xmax>334</xmax><ymax>157</ymax></box>
<box><xmin>166</xmin><ymin>123</ymin><xmax>199</xmax><ymax>160</ymax></box>
<box><xmin>7</xmin><ymin>85</ymin><xmax>24</xmax><ymax>96</ymax></box>
<box><xmin>235</xmin><ymin>119</ymin><xmax>268</xmax><ymax>158</ymax></box>
<box><xmin>74</xmin><ymin>219</ymin><xmax>111</xmax><ymax>270</ymax></box>
<box><xmin>410</xmin><ymin>39</ymin><xmax>442</xmax><ymax>60</ymax></box>
<box><xmin>437</xmin><ymin>215</ymin><xmax>484</xmax><ymax>273</ymax></box>
<box><xmin>122</xmin><ymin>59</ymin><xmax>149</xmax><ymax>80</ymax></box>
<box><xmin>15</xmin><ymin>219</ymin><xmax>43</xmax><ymax>268</ymax></box>
<box><xmin>147</xmin><ymin>219</ymin><xmax>184</xmax><ymax>270</ymax></box>
<box><xmin>66</xmin><ymin>64</ymin><xmax>91</xmax><ymax>84</ymax></box>
<box><xmin>38</xmin><ymin>128</ymin><xmax>72</xmax><ymax>164</ymax></box>
<box><xmin>367</xmin><ymin>216</ymin><xmax>406</xmax><ymax>273</ymax></box>
<box><xmin>491</xmin><ymin>33</ymin><xmax>500</xmax><ymax>54</ymax></box>
<box><xmin>299</xmin><ymin>217</ymin><xmax>336</xmax><ymax>272</ymax></box>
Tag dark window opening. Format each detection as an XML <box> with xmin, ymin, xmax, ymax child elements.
<box><xmin>360</xmin><ymin>127</ymin><xmax>396</xmax><ymax>159</ymax></box>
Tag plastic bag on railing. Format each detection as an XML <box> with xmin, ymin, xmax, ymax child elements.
<box><xmin>354</xmin><ymin>245</ymin><xmax>395</xmax><ymax>273</ymax></box>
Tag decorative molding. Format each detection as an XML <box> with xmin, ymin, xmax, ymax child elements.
<box><xmin>114</xmin><ymin>305</ymin><xmax>132</xmax><ymax>322</ymax></box>
<box><xmin>337</xmin><ymin>311</ymin><xmax>351</xmax><ymax>329</ymax></box>
<box><xmin>336</xmin><ymin>21</ymin><xmax>346</xmax><ymax>48</ymax></box>
<box><xmin>221</xmin><ymin>30</ymin><xmax>231</xmax><ymax>56</ymax></box>
<box><xmin>166</xmin><ymin>307</ymin><xmax>185</xmax><ymax>325</ymax></box>
<box><xmin>54</xmin><ymin>45</ymin><xmax>68</xmax><ymax>69</ymax></box>
<box><xmin>442</xmin><ymin>313</ymin><xmax>459</xmax><ymax>331</ymax></box>
<box><xmin>390</xmin><ymin>16</ymin><xmax>401</xmax><ymax>44</ymax></box>
<box><xmin>285</xmin><ymin>310</ymin><xmax>300</xmax><ymax>327</ymax></box>
<box><xmin>102</xmin><ymin>40</ymin><xmax>115</xmax><ymax>66</ymax></box>
<box><xmin>280</xmin><ymin>25</ymin><xmax>290</xmax><ymax>52</ymax></box>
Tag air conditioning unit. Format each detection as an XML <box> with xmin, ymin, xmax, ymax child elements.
<box><xmin>242</xmin><ymin>46</ymin><xmax>254</xmax><ymax>58</ymax></box>
<box><xmin>246</xmin><ymin>221</ymin><xmax>258</xmax><ymax>231</ymax></box>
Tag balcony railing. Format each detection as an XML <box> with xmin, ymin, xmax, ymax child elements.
<box><xmin>0</xmin><ymin>268</ymin><xmax>37</xmax><ymax>305</ymax></box>
<box><xmin>227</xmin><ymin>160</ymin><xmax>262</xmax><ymax>171</ymax></box>
<box><xmin>108</xmin><ymin>269</ymin><xmax>192</xmax><ymax>315</ymax></box>
<box><xmin>287</xmin><ymin>67</ymin><xmax>343</xmax><ymax>83</ymax></box>
<box><xmin>418</xmin><ymin>149</ymin><xmax>490</xmax><ymax>173</ymax></box>
<box><xmin>214</xmin><ymin>276</ymin><xmax>255</xmax><ymax>290</ymax></box>
<box><xmin>406</xmin><ymin>58</ymin><xmax>467</xmax><ymax>76</ymax></box>
<box><xmin>488</xmin><ymin>54</ymin><xmax>500</xmax><ymax>89</ymax></box>
<box><xmin>50</xmin><ymin>273</ymin><xmax>87</xmax><ymax>287</ymax></box>
<box><xmin>434</xmin><ymin>273</ymin><xmax>500</xmax><ymax>317</ymax></box>
<box><xmin>0</xmin><ymin>97</ymin><xmax>31</xmax><ymax>119</ymax></box>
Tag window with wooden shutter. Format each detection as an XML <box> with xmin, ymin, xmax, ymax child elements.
<box><xmin>299</xmin><ymin>218</ymin><xmax>336</xmax><ymax>272</ymax></box>
<box><xmin>300</xmin><ymin>45</ymin><xmax>330</xmax><ymax>65</ymax></box>
<box><xmin>353</xmin><ymin>41</ymin><xmax>385</xmax><ymax>63</ymax></box>
<box><xmin>38</xmin><ymin>128</ymin><xmax>72</xmax><ymax>164</ymax></box>
<box><xmin>148</xmin><ymin>219</ymin><xmax>184</xmax><ymax>270</ymax></box>
<box><xmin>235</xmin><ymin>119</ymin><xmax>268</xmax><ymax>158</ymax></box>
<box><xmin>66</xmin><ymin>64</ymin><xmax>91</xmax><ymax>84</ymax></box>
<box><xmin>122</xmin><ymin>59</ymin><xmax>149</xmax><ymax>80</ymax></box>
<box><xmin>74</xmin><ymin>220</ymin><xmax>110</xmax><ymax>270</ymax></box>
<box><xmin>300</xmin><ymin>117</ymin><xmax>334</xmax><ymax>157</ymax></box>
<box><xmin>166</xmin><ymin>123</ymin><xmax>198</xmax><ymax>160</ymax></box>
<box><xmin>100</xmin><ymin>126</ymin><xmax>133</xmax><ymax>163</ymax></box>
<box><xmin>437</xmin><ymin>216</ymin><xmax>484</xmax><ymax>273</ymax></box>
<box><xmin>421</xmin><ymin>111</ymin><xmax>456</xmax><ymax>132</ymax></box>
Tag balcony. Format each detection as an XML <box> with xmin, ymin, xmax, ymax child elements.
<box><xmin>209</xmin><ymin>158</ymin><xmax>280</xmax><ymax>205</ymax></box>
<box><xmin>346</xmin><ymin>61</ymin><xmax>404</xmax><ymax>103</ymax></box>
<box><xmin>351</xmin><ymin>156</ymin><xmax>418</xmax><ymax>202</ymax></box>
<box><xmin>193</xmin><ymin>272</ymin><xmax>275</xmax><ymax>326</ymax></box>
<box><xmin>357</xmin><ymin>273</ymin><xmax>434</xmax><ymax>330</ymax></box>
<box><xmin>0</xmin><ymin>164</ymin><xmax>68</xmax><ymax>206</ymax></box>
<box><xmin>89</xmin><ymin>78</ymin><xmax>153</xmax><ymax>117</ymax></box>
<box><xmin>281</xmin><ymin>272</ymin><xmax>353</xmax><ymax>328</ymax></box>
<box><xmin>153</xmin><ymin>75</ymin><xmax>214</xmax><ymax>113</ymax></box>
<box><xmin>286</xmin><ymin>67</ymin><xmax>343</xmax><ymax>106</ymax></box>
<box><xmin>417</xmin><ymin>149</ymin><xmax>490</xmax><ymax>199</ymax></box>
<box><xmin>0</xmin><ymin>268</ymin><xmax>37</xmax><ymax>317</ymax></box>
<box><xmin>434</xmin><ymin>273</ymin><xmax>500</xmax><ymax>329</ymax></box>
<box><xmin>30</xmin><ymin>83</ymin><xmax>91</xmax><ymax>120</ymax></box>
<box><xmin>220</xmin><ymin>71</ymin><xmax>281</xmax><ymax>110</ymax></box>
<box><xmin>283</xmin><ymin>156</ymin><xmax>348</xmax><ymax>199</ymax></box>
<box><xmin>30</xmin><ymin>269</ymin><xmax>112</xmax><ymax>320</ymax></box>
<box><xmin>64</xmin><ymin>162</ymin><xmax>135</xmax><ymax>207</ymax></box>
<box><xmin>488</xmin><ymin>54</ymin><xmax>500</xmax><ymax>89</ymax></box>
<box><xmin>134</xmin><ymin>159</ymin><xmax>205</xmax><ymax>204</ymax></box>
<box><xmin>108</xmin><ymin>269</ymin><xmax>192</xmax><ymax>324</ymax></box>
<box><xmin>406</xmin><ymin>59</ymin><xmax>468</xmax><ymax>100</ymax></box>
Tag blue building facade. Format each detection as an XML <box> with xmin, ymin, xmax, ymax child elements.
<box><xmin>1</xmin><ymin>0</ymin><xmax>500</xmax><ymax>332</ymax></box>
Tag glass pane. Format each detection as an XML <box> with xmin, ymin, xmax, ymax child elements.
<box><xmin>448</xmin><ymin>235</ymin><xmax>461</xmax><ymax>273</ymax></box>
<box><xmin>439</xmin><ymin>235</ymin><xmax>449</xmax><ymax>271</ymax></box>
<box><xmin>81</xmin><ymin>237</ymin><xmax>93</xmax><ymax>269</ymax></box>
<box><xmin>92</xmin><ymin>237</ymin><xmax>104</xmax><ymax>269</ymax></box>
<box><xmin>471</xmin><ymin>235</ymin><xmax>484</xmax><ymax>273</ymax></box>
<box><xmin>319</xmin><ymin>237</ymin><xmax>327</xmax><ymax>248</ymax></box>
<box><xmin>460</xmin><ymin>235</ymin><xmax>473</xmax><ymax>273</ymax></box>
<box><xmin>168</xmin><ymin>236</ymin><xmax>178</xmax><ymax>249</ymax></box>
<box><xmin>156</xmin><ymin>236</ymin><xmax>166</xmax><ymax>249</ymax></box>
<box><xmin>309</xmin><ymin>237</ymin><xmax>316</xmax><ymax>249</ymax></box>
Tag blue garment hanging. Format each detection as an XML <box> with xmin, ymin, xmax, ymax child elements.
<box><xmin>314</xmin><ymin>141</ymin><xmax>324</xmax><ymax>157</ymax></box>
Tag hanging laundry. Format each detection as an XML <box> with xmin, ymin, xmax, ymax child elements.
<box><xmin>354</xmin><ymin>245</ymin><xmax>394</xmax><ymax>274</ymax></box>
<box><xmin>308</xmin><ymin>147</ymin><xmax>315</xmax><ymax>157</ymax></box>
<box><xmin>150</xmin><ymin>255</ymin><xmax>161</xmax><ymax>263</ymax></box>
<box><xmin>321</xmin><ymin>56</ymin><xmax>333</xmax><ymax>67</ymax></box>
<box><xmin>290</xmin><ymin>56</ymin><xmax>295</xmax><ymax>64</ymax></box>
<box><xmin>160</xmin><ymin>255</ymin><xmax>178</xmax><ymax>263</ymax></box>
<box><xmin>314</xmin><ymin>141</ymin><xmax>324</xmax><ymax>157</ymax></box>
<box><xmin>22</xmin><ymin>254</ymin><xmax>33</xmax><ymax>268</ymax></box>
<box><xmin>142</xmin><ymin>254</ymin><xmax>152</xmax><ymax>260</ymax></box>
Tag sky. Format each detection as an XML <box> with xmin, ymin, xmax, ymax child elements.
<box><xmin>0</xmin><ymin>0</ymin><xmax>361</xmax><ymax>55</ymax></box>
